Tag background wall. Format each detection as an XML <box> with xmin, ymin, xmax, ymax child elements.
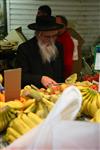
<box><xmin>6</xmin><ymin>0</ymin><xmax>100</xmax><ymax>53</ymax></box>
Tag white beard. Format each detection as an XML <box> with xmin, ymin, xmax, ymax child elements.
<box><xmin>38</xmin><ymin>39</ymin><xmax>58</xmax><ymax>63</ymax></box>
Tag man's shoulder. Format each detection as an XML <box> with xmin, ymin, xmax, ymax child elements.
<box><xmin>19</xmin><ymin>37</ymin><xmax>36</xmax><ymax>47</ymax></box>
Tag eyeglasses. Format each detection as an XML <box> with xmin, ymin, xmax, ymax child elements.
<box><xmin>43</xmin><ymin>34</ymin><xmax>58</xmax><ymax>39</ymax></box>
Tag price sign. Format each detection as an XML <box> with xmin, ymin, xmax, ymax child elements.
<box><xmin>94</xmin><ymin>45</ymin><xmax>100</xmax><ymax>71</ymax></box>
<box><xmin>4</xmin><ymin>68</ymin><xmax>21</xmax><ymax>101</ymax></box>
<box><xmin>94</xmin><ymin>45</ymin><xmax>100</xmax><ymax>92</ymax></box>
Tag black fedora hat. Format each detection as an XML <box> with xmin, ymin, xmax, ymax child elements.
<box><xmin>28</xmin><ymin>16</ymin><xmax>64</xmax><ymax>31</ymax></box>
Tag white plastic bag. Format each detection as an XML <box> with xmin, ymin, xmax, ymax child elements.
<box><xmin>5</xmin><ymin>86</ymin><xmax>100</xmax><ymax>150</ymax></box>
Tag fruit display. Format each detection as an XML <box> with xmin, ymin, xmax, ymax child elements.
<box><xmin>77</xmin><ymin>86</ymin><xmax>100</xmax><ymax>117</ymax></box>
<box><xmin>0</xmin><ymin>106</ymin><xmax>16</xmax><ymax>132</ymax></box>
<box><xmin>4</xmin><ymin>112</ymin><xmax>43</xmax><ymax>143</ymax></box>
<box><xmin>82</xmin><ymin>73</ymin><xmax>99</xmax><ymax>82</ymax></box>
<box><xmin>0</xmin><ymin>73</ymin><xmax>100</xmax><ymax>146</ymax></box>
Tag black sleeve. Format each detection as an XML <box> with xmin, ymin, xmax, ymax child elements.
<box><xmin>15</xmin><ymin>43</ymin><xmax>42</xmax><ymax>88</ymax></box>
<box><xmin>56</xmin><ymin>42</ymin><xmax>65</xmax><ymax>82</ymax></box>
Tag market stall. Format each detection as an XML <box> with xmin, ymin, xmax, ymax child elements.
<box><xmin>0</xmin><ymin>73</ymin><xmax>100</xmax><ymax>149</ymax></box>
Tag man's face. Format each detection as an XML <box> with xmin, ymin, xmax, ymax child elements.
<box><xmin>37</xmin><ymin>30</ymin><xmax>58</xmax><ymax>63</ymax></box>
<box><xmin>37</xmin><ymin>30</ymin><xmax>58</xmax><ymax>45</ymax></box>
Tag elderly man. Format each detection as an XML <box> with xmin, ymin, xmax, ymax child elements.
<box><xmin>15</xmin><ymin>16</ymin><xmax>64</xmax><ymax>88</ymax></box>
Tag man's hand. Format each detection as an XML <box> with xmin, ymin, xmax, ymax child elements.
<box><xmin>41</xmin><ymin>76</ymin><xmax>57</xmax><ymax>88</ymax></box>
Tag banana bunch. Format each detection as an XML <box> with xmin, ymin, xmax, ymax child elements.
<box><xmin>35</xmin><ymin>101</ymin><xmax>48</xmax><ymax>118</ymax></box>
<box><xmin>0</xmin><ymin>106</ymin><xmax>16</xmax><ymax>132</ymax></box>
<box><xmin>21</xmin><ymin>85</ymin><xmax>60</xmax><ymax>103</ymax></box>
<box><xmin>79</xmin><ymin>86</ymin><xmax>100</xmax><ymax>117</ymax></box>
<box><xmin>90</xmin><ymin>109</ymin><xmax>100</xmax><ymax>123</ymax></box>
<box><xmin>21</xmin><ymin>85</ymin><xmax>44</xmax><ymax>101</ymax></box>
<box><xmin>0</xmin><ymin>100</ymin><xmax>23</xmax><ymax>110</ymax></box>
<box><xmin>35</xmin><ymin>98</ymin><xmax>54</xmax><ymax>119</ymax></box>
<box><xmin>42</xmin><ymin>98</ymin><xmax>54</xmax><ymax>112</ymax></box>
<box><xmin>5</xmin><ymin>112</ymin><xmax>42</xmax><ymax>143</ymax></box>
<box><xmin>23</xmin><ymin>99</ymin><xmax>37</xmax><ymax>113</ymax></box>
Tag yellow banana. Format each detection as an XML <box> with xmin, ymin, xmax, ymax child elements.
<box><xmin>49</xmin><ymin>94</ymin><xmax>59</xmax><ymax>103</ymax></box>
<box><xmin>21</xmin><ymin>113</ymin><xmax>36</xmax><ymax>128</ymax></box>
<box><xmin>7</xmin><ymin>110</ymin><xmax>16</xmax><ymax>120</ymax></box>
<box><xmin>36</xmin><ymin>102</ymin><xmax>48</xmax><ymax>118</ymax></box>
<box><xmin>26</xmin><ymin>88</ymin><xmax>44</xmax><ymax>101</ymax></box>
<box><xmin>86</xmin><ymin>93</ymin><xmax>96</xmax><ymax>116</ymax></box>
<box><xmin>89</xmin><ymin>94</ymin><xmax>98</xmax><ymax>117</ymax></box>
<box><xmin>7</xmin><ymin>127</ymin><xmax>21</xmax><ymax>139</ymax></box>
<box><xmin>27</xmin><ymin>112</ymin><xmax>43</xmax><ymax>124</ymax></box>
<box><xmin>24</xmin><ymin>102</ymin><xmax>37</xmax><ymax>113</ymax></box>
<box><xmin>94</xmin><ymin>109</ymin><xmax>100</xmax><ymax>122</ymax></box>
<box><xmin>42</xmin><ymin>98</ymin><xmax>54</xmax><ymax>111</ymax></box>
<box><xmin>6</xmin><ymin>100</ymin><xmax>23</xmax><ymax>110</ymax></box>
<box><xmin>22</xmin><ymin>99</ymin><xmax>36</xmax><ymax>110</ymax></box>
<box><xmin>9</xmin><ymin>117</ymin><xmax>30</xmax><ymax>135</ymax></box>
<box><xmin>0</xmin><ymin>106</ymin><xmax>9</xmax><ymax>132</ymax></box>
<box><xmin>24</xmin><ymin>85</ymin><xmax>32</xmax><ymax>90</ymax></box>
<box><xmin>96</xmin><ymin>93</ymin><xmax>100</xmax><ymax>108</ymax></box>
<box><xmin>5</xmin><ymin>133</ymin><xmax>16</xmax><ymax>143</ymax></box>
<box><xmin>76</xmin><ymin>86</ymin><xmax>89</xmax><ymax>93</ymax></box>
<box><xmin>6</xmin><ymin>110</ymin><xmax>13</xmax><ymax>122</ymax></box>
<box><xmin>81</xmin><ymin>99</ymin><xmax>89</xmax><ymax>115</ymax></box>
<box><xmin>0</xmin><ymin>102</ymin><xmax>6</xmax><ymax>108</ymax></box>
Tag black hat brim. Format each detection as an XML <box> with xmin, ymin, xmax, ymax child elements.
<box><xmin>28</xmin><ymin>23</ymin><xmax>64</xmax><ymax>31</ymax></box>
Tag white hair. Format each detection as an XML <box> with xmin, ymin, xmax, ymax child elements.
<box><xmin>38</xmin><ymin>38</ymin><xmax>58</xmax><ymax>63</ymax></box>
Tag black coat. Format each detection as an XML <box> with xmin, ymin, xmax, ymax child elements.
<box><xmin>15</xmin><ymin>37</ymin><xmax>64</xmax><ymax>88</ymax></box>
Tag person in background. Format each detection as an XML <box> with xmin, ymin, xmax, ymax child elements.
<box><xmin>15</xmin><ymin>16</ymin><xmax>64</xmax><ymax>88</ymax></box>
<box><xmin>56</xmin><ymin>15</ymin><xmax>74</xmax><ymax>78</ymax></box>
<box><xmin>37</xmin><ymin>5</ymin><xmax>52</xmax><ymax>17</ymax></box>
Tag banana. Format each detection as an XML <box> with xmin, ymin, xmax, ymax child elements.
<box><xmin>24</xmin><ymin>102</ymin><xmax>37</xmax><ymax>113</ymax></box>
<box><xmin>6</xmin><ymin>110</ymin><xmax>14</xmax><ymax>122</ymax></box>
<box><xmin>6</xmin><ymin>100</ymin><xmax>23</xmax><ymax>110</ymax></box>
<box><xmin>82</xmin><ymin>89</ymin><xmax>92</xmax><ymax>102</ymax></box>
<box><xmin>27</xmin><ymin>112</ymin><xmax>43</xmax><ymax>124</ymax></box>
<box><xmin>5</xmin><ymin>133</ymin><xmax>16</xmax><ymax>143</ymax></box>
<box><xmin>41</xmin><ymin>101</ymin><xmax>49</xmax><ymax>117</ymax></box>
<box><xmin>23</xmin><ymin>88</ymin><xmax>44</xmax><ymax>101</ymax></box>
<box><xmin>85</xmin><ymin>92</ymin><xmax>96</xmax><ymax>116</ymax></box>
<box><xmin>81</xmin><ymin>89</ymin><xmax>93</xmax><ymax>114</ymax></box>
<box><xmin>22</xmin><ymin>99</ymin><xmax>36</xmax><ymax>110</ymax></box>
<box><xmin>7</xmin><ymin>127</ymin><xmax>21</xmax><ymax>139</ymax></box>
<box><xmin>0</xmin><ymin>106</ymin><xmax>10</xmax><ymax>132</ymax></box>
<box><xmin>94</xmin><ymin>109</ymin><xmax>100</xmax><ymax>122</ymax></box>
<box><xmin>76</xmin><ymin>86</ymin><xmax>89</xmax><ymax>93</ymax></box>
<box><xmin>9</xmin><ymin>117</ymin><xmax>30</xmax><ymax>135</ymax></box>
<box><xmin>96</xmin><ymin>93</ymin><xmax>100</xmax><ymax>108</ymax></box>
<box><xmin>7</xmin><ymin>110</ymin><xmax>16</xmax><ymax>120</ymax></box>
<box><xmin>42</xmin><ymin>98</ymin><xmax>54</xmax><ymax>111</ymax></box>
<box><xmin>0</xmin><ymin>102</ymin><xmax>6</xmax><ymax>108</ymax></box>
<box><xmin>24</xmin><ymin>85</ymin><xmax>32</xmax><ymax>90</ymax></box>
<box><xmin>9</xmin><ymin>108</ymin><xmax>18</xmax><ymax>114</ymax></box>
<box><xmin>89</xmin><ymin>94</ymin><xmax>98</xmax><ymax>117</ymax></box>
<box><xmin>49</xmin><ymin>94</ymin><xmax>59</xmax><ymax>103</ymax></box>
<box><xmin>36</xmin><ymin>102</ymin><xmax>47</xmax><ymax>119</ymax></box>
<box><xmin>21</xmin><ymin>113</ymin><xmax>36</xmax><ymax>128</ymax></box>
<box><xmin>81</xmin><ymin>98</ymin><xmax>89</xmax><ymax>115</ymax></box>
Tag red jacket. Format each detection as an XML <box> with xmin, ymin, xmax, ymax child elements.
<box><xmin>57</xmin><ymin>31</ymin><xmax>74</xmax><ymax>78</ymax></box>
